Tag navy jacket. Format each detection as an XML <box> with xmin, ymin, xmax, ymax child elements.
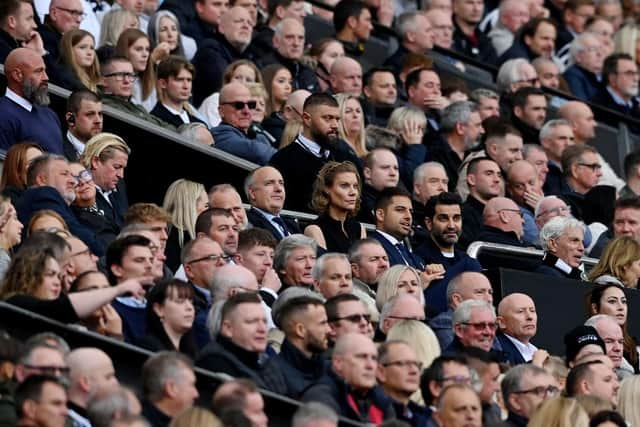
<box><xmin>369</xmin><ymin>230</ymin><xmax>424</xmax><ymax>270</ymax></box>
<box><xmin>212</xmin><ymin>123</ymin><xmax>277</xmax><ymax>165</ymax></box>
<box><xmin>246</xmin><ymin>207</ymin><xmax>301</xmax><ymax>242</ymax></box>
<box><xmin>416</xmin><ymin>236</ymin><xmax>483</xmax><ymax>314</ymax></box>
<box><xmin>16</xmin><ymin>186</ymin><xmax>105</xmax><ymax>255</ymax></box>
<box><xmin>495</xmin><ymin>332</ymin><xmax>527</xmax><ymax>366</ymax></box>
<box><xmin>563</xmin><ymin>64</ymin><xmax>602</xmax><ymax>101</ymax></box>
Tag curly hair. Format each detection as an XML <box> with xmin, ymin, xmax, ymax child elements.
<box><xmin>310</xmin><ymin>161</ymin><xmax>361</xmax><ymax>215</ymax></box>
<box><xmin>0</xmin><ymin>248</ymin><xmax>56</xmax><ymax>299</ymax></box>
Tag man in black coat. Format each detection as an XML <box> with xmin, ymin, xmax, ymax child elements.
<box><xmin>476</xmin><ymin>197</ymin><xmax>525</xmax><ymax>247</ymax></box>
<box><xmin>0</xmin><ymin>0</ymin><xmax>42</xmax><ymax>63</ymax></box>
<box><xmin>451</xmin><ymin>0</ymin><xmax>498</xmax><ymax>64</ymax></box>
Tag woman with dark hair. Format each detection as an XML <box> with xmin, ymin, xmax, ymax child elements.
<box><xmin>304</xmin><ymin>161</ymin><xmax>366</xmax><ymax>253</ymax></box>
<box><xmin>261</xmin><ymin>64</ymin><xmax>292</xmax><ymax>144</ymax></box>
<box><xmin>588</xmin><ymin>283</ymin><xmax>639</xmax><ymax>373</ymax></box>
<box><xmin>138</xmin><ymin>279</ymin><xmax>197</xmax><ymax>358</ymax></box>
<box><xmin>0</xmin><ymin>143</ymin><xmax>43</xmax><ymax>203</ymax></box>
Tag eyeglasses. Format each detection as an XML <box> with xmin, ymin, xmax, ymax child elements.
<box><xmin>578</xmin><ymin>162</ymin><xmax>602</xmax><ymax>171</ymax></box>
<box><xmin>499</xmin><ymin>208</ymin><xmax>524</xmax><ymax>218</ymax></box>
<box><xmin>536</xmin><ymin>206</ymin><xmax>570</xmax><ymax>218</ymax></box>
<box><xmin>104</xmin><ymin>72</ymin><xmax>138</xmax><ymax>81</ymax></box>
<box><xmin>382</xmin><ymin>360</ymin><xmax>424</xmax><ymax>370</ymax></box>
<box><xmin>186</xmin><ymin>254</ymin><xmax>232</xmax><ymax>264</ymax></box>
<box><xmin>72</xmin><ymin>170</ymin><xmax>93</xmax><ymax>187</ymax></box>
<box><xmin>461</xmin><ymin>321</ymin><xmax>499</xmax><ymax>331</ymax></box>
<box><xmin>616</xmin><ymin>70</ymin><xmax>639</xmax><ymax>77</ymax></box>
<box><xmin>386</xmin><ymin>315</ymin><xmax>426</xmax><ymax>321</ymax></box>
<box><xmin>513</xmin><ymin>385</ymin><xmax>560</xmax><ymax>397</ymax></box>
<box><xmin>222</xmin><ymin>100</ymin><xmax>257</xmax><ymax>110</ymax></box>
<box><xmin>23</xmin><ymin>364</ymin><xmax>70</xmax><ymax>376</ymax></box>
<box><xmin>54</xmin><ymin>6</ymin><xmax>86</xmax><ymax>18</ymax></box>
<box><xmin>439</xmin><ymin>375</ymin><xmax>472</xmax><ymax>385</ymax></box>
<box><xmin>329</xmin><ymin>313</ymin><xmax>371</xmax><ymax>323</ymax></box>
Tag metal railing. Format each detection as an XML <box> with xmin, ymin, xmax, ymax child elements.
<box><xmin>466</xmin><ymin>241</ymin><xmax>599</xmax><ymax>268</ymax></box>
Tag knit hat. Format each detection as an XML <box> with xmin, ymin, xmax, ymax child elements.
<box><xmin>564</xmin><ymin>325</ymin><xmax>606</xmax><ymax>365</ymax></box>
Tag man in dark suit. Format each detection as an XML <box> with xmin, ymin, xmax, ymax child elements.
<box><xmin>245</xmin><ymin>165</ymin><xmax>300</xmax><ymax>241</ymax></box>
<box><xmin>16</xmin><ymin>153</ymin><xmax>105</xmax><ymax>255</ymax></box>
<box><xmin>63</xmin><ymin>90</ymin><xmax>104</xmax><ymax>161</ymax></box>
<box><xmin>151</xmin><ymin>56</ymin><xmax>206</xmax><ymax>129</ymax></box>
<box><xmin>82</xmin><ymin>133</ymin><xmax>130</xmax><ymax>230</ymax></box>
<box><xmin>496</xmin><ymin>293</ymin><xmax>546</xmax><ymax>366</ymax></box>
<box><xmin>369</xmin><ymin>187</ymin><xmax>424</xmax><ymax>270</ymax></box>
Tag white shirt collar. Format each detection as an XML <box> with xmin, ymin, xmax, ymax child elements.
<box><xmin>504</xmin><ymin>333</ymin><xmax>538</xmax><ymax>362</ymax></box>
<box><xmin>254</xmin><ymin>207</ymin><xmax>287</xmax><ymax>237</ymax></box>
<box><xmin>296</xmin><ymin>133</ymin><xmax>324</xmax><ymax>158</ymax></box>
<box><xmin>95</xmin><ymin>185</ymin><xmax>113</xmax><ymax>203</ymax></box>
<box><xmin>5</xmin><ymin>88</ymin><xmax>33</xmax><ymax>112</ymax></box>
<box><xmin>66</xmin><ymin>130</ymin><xmax>86</xmax><ymax>156</ymax></box>
<box><xmin>553</xmin><ymin>257</ymin><xmax>573</xmax><ymax>274</ymax></box>
<box><xmin>162</xmin><ymin>102</ymin><xmax>190</xmax><ymax>124</ymax></box>
<box><xmin>606</xmin><ymin>86</ymin><xmax>633</xmax><ymax>108</ymax></box>
<box><xmin>376</xmin><ymin>230</ymin><xmax>401</xmax><ymax>246</ymax></box>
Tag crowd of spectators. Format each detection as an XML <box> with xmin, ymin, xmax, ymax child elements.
<box><xmin>2</xmin><ymin>0</ymin><xmax>640</xmax><ymax>426</ymax></box>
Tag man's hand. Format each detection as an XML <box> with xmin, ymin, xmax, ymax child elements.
<box><xmin>531</xmin><ymin>349</ymin><xmax>549</xmax><ymax>367</ymax></box>
<box><xmin>98</xmin><ymin>304</ymin><xmax>123</xmax><ymax>338</ymax></box>
<box><xmin>420</xmin><ymin>264</ymin><xmax>445</xmax><ymax>289</ymax></box>
<box><xmin>151</xmin><ymin>42</ymin><xmax>172</xmax><ymax>64</ymax></box>
<box><xmin>261</xmin><ymin>268</ymin><xmax>282</xmax><ymax>293</ymax></box>
<box><xmin>22</xmin><ymin>31</ymin><xmax>45</xmax><ymax>56</ymax></box>
<box><xmin>424</xmin><ymin>95</ymin><xmax>449</xmax><ymax>111</ymax></box>
<box><xmin>401</xmin><ymin>119</ymin><xmax>425</xmax><ymax>145</ymax></box>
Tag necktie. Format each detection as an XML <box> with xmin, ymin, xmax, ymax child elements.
<box><xmin>272</xmin><ymin>216</ymin><xmax>290</xmax><ymax>237</ymax></box>
<box><xmin>396</xmin><ymin>243</ymin><xmax>412</xmax><ymax>266</ymax></box>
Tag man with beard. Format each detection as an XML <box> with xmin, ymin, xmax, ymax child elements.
<box><xmin>269</xmin><ymin>93</ymin><xmax>361</xmax><ymax>212</ymax></box>
<box><xmin>416</xmin><ymin>192</ymin><xmax>482</xmax><ymax>314</ymax></box>
<box><xmin>510</xmin><ymin>87</ymin><xmax>548</xmax><ymax>145</ymax></box>
<box><xmin>0</xmin><ymin>48</ymin><xmax>63</xmax><ymax>154</ymax></box>
<box><xmin>63</xmin><ymin>90</ymin><xmax>103</xmax><ymax>161</ymax></box>
<box><xmin>265</xmin><ymin>296</ymin><xmax>331</xmax><ymax>398</ymax></box>
<box><xmin>593</xmin><ymin>53</ymin><xmax>640</xmax><ymax>133</ymax></box>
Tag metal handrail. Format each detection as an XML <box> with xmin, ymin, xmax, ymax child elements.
<box><xmin>466</xmin><ymin>241</ymin><xmax>599</xmax><ymax>268</ymax></box>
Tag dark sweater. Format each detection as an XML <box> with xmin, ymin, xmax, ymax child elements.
<box><xmin>0</xmin><ymin>96</ymin><xmax>63</xmax><ymax>154</ymax></box>
<box><xmin>111</xmin><ymin>299</ymin><xmax>146</xmax><ymax>344</ymax></box>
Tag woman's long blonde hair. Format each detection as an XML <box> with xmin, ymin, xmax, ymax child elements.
<box><xmin>162</xmin><ymin>179</ymin><xmax>206</xmax><ymax>248</ymax></box>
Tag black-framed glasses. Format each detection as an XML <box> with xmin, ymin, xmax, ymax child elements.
<box><xmin>387</xmin><ymin>315</ymin><xmax>426</xmax><ymax>321</ymax></box>
<box><xmin>578</xmin><ymin>162</ymin><xmax>602</xmax><ymax>171</ymax></box>
<box><xmin>104</xmin><ymin>72</ymin><xmax>138</xmax><ymax>81</ymax></box>
<box><xmin>461</xmin><ymin>321</ymin><xmax>499</xmax><ymax>331</ymax></box>
<box><xmin>221</xmin><ymin>100</ymin><xmax>257</xmax><ymax>110</ymax></box>
<box><xmin>54</xmin><ymin>6</ymin><xmax>86</xmax><ymax>18</ymax></box>
<box><xmin>186</xmin><ymin>254</ymin><xmax>232</xmax><ymax>264</ymax></box>
<box><xmin>382</xmin><ymin>360</ymin><xmax>424</xmax><ymax>370</ymax></box>
<box><xmin>23</xmin><ymin>364</ymin><xmax>70</xmax><ymax>376</ymax></box>
<box><xmin>329</xmin><ymin>313</ymin><xmax>371</xmax><ymax>323</ymax></box>
<box><xmin>499</xmin><ymin>209</ymin><xmax>524</xmax><ymax>218</ymax></box>
<box><xmin>512</xmin><ymin>385</ymin><xmax>560</xmax><ymax>397</ymax></box>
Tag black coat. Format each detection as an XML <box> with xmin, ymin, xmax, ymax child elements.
<box><xmin>259</xmin><ymin>51</ymin><xmax>320</xmax><ymax>92</ymax></box>
<box><xmin>0</xmin><ymin>29</ymin><xmax>19</xmax><ymax>63</ymax></box>
<box><xmin>95</xmin><ymin>180</ymin><xmax>128</xmax><ymax>231</ymax></box>
<box><xmin>451</xmin><ymin>18</ymin><xmax>498</xmax><ymax>65</ymax></box>
<box><xmin>150</xmin><ymin>103</ymin><xmax>205</xmax><ymax>129</ymax></box>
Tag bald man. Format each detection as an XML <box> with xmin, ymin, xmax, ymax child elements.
<box><xmin>0</xmin><ymin>48</ymin><xmax>63</xmax><ymax>153</ymax></box>
<box><xmin>506</xmin><ymin>160</ymin><xmax>543</xmax><ymax>246</ymax></box>
<box><xmin>67</xmin><ymin>348</ymin><xmax>119</xmax><ymax>425</ymax></box>
<box><xmin>477</xmin><ymin>197</ymin><xmax>525</xmax><ymax>246</ymax></box>
<box><xmin>557</xmin><ymin>100</ymin><xmax>625</xmax><ymax>191</ymax></box>
<box><xmin>192</xmin><ymin>7</ymin><xmax>256</xmax><ymax>106</ymax></box>
<box><xmin>212</xmin><ymin>82</ymin><xmax>277</xmax><ymax>165</ymax></box>
<box><xmin>329</xmin><ymin>57</ymin><xmax>363</xmax><ymax>96</ymax></box>
<box><xmin>301</xmin><ymin>333</ymin><xmax>394</xmax><ymax>423</ymax></box>
<box><xmin>260</xmin><ymin>18</ymin><xmax>320</xmax><ymax>92</ymax></box>
<box><xmin>496</xmin><ymin>293</ymin><xmax>548</xmax><ymax>365</ymax></box>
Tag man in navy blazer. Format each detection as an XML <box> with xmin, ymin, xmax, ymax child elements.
<box><xmin>495</xmin><ymin>293</ymin><xmax>545</xmax><ymax>366</ymax></box>
<box><xmin>369</xmin><ymin>187</ymin><xmax>424</xmax><ymax>270</ymax></box>
<box><xmin>17</xmin><ymin>154</ymin><xmax>105</xmax><ymax>255</ymax></box>
<box><xmin>245</xmin><ymin>166</ymin><xmax>301</xmax><ymax>241</ymax></box>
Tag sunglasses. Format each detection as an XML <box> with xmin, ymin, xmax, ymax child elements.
<box><xmin>222</xmin><ymin>100</ymin><xmax>257</xmax><ymax>110</ymax></box>
<box><xmin>329</xmin><ymin>313</ymin><xmax>371</xmax><ymax>323</ymax></box>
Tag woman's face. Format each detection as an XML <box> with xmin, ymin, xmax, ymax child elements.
<box><xmin>251</xmin><ymin>95</ymin><xmax>266</xmax><ymax>123</ymax></box>
<box><xmin>2</xmin><ymin>202</ymin><xmax>23</xmax><ymax>248</ymax></box>
<box><xmin>271</xmin><ymin>68</ymin><xmax>292</xmax><ymax>106</ymax></box>
<box><xmin>231</xmin><ymin>65</ymin><xmax>256</xmax><ymax>85</ymax></box>
<box><xmin>73</xmin><ymin>35</ymin><xmax>96</xmax><ymax>68</ymax></box>
<box><xmin>154</xmin><ymin>289</ymin><xmax>195</xmax><ymax>334</ymax></box>
<box><xmin>397</xmin><ymin>269</ymin><xmax>421</xmax><ymax>296</ymax></box>
<box><xmin>623</xmin><ymin>259</ymin><xmax>640</xmax><ymax>288</ymax></box>
<box><xmin>31</xmin><ymin>215</ymin><xmax>66</xmax><ymax>234</ymax></box>
<box><xmin>195</xmin><ymin>190</ymin><xmax>209</xmax><ymax>215</ymax></box>
<box><xmin>128</xmin><ymin>37</ymin><xmax>150</xmax><ymax>72</ymax></box>
<box><xmin>327</xmin><ymin>172</ymin><xmax>359</xmax><ymax>212</ymax></box>
<box><xmin>69</xmin><ymin>163</ymin><xmax>96</xmax><ymax>207</ymax></box>
<box><xmin>36</xmin><ymin>258</ymin><xmax>62</xmax><ymax>300</ymax></box>
<box><xmin>158</xmin><ymin>16</ymin><xmax>179</xmax><ymax>51</ymax></box>
<box><xmin>595</xmin><ymin>286</ymin><xmax>628</xmax><ymax>326</ymax></box>
<box><xmin>318</xmin><ymin>41</ymin><xmax>345</xmax><ymax>72</ymax></box>
<box><xmin>342</xmin><ymin>98</ymin><xmax>363</xmax><ymax>137</ymax></box>
<box><xmin>126</xmin><ymin>15</ymin><xmax>139</xmax><ymax>29</ymax></box>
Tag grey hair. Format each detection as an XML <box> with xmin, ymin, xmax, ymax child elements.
<box><xmin>292</xmin><ymin>402</ymin><xmax>338</xmax><ymax>427</ymax></box>
<box><xmin>347</xmin><ymin>238</ymin><xmax>384</xmax><ymax>264</ymax></box>
<box><xmin>244</xmin><ymin>167</ymin><xmax>261</xmax><ymax>199</ymax></box>
<box><xmin>271</xmin><ymin>287</ymin><xmax>325</xmax><ymax>327</ymax></box>
<box><xmin>445</xmin><ymin>272</ymin><xmax>467</xmax><ymax>306</ymax></box>
<box><xmin>538</xmin><ymin>119</ymin><xmax>571</xmax><ymax>143</ymax></box>
<box><xmin>387</xmin><ymin>105</ymin><xmax>427</xmax><ymax>134</ymax></box>
<box><xmin>207</xmin><ymin>300</ymin><xmax>225</xmax><ymax>338</ymax></box>
<box><xmin>469</xmin><ymin>88</ymin><xmax>499</xmax><ymax>102</ymax></box>
<box><xmin>23</xmin><ymin>332</ymin><xmax>70</xmax><ymax>356</ymax></box>
<box><xmin>142</xmin><ymin>352</ymin><xmax>193</xmax><ymax>402</ymax></box>
<box><xmin>413</xmin><ymin>161</ymin><xmax>446</xmax><ymax>195</ymax></box>
<box><xmin>569</xmin><ymin>32</ymin><xmax>600</xmax><ymax>64</ymax></box>
<box><xmin>532</xmin><ymin>56</ymin><xmax>558</xmax><ymax>71</ymax></box>
<box><xmin>440</xmin><ymin>101</ymin><xmax>478</xmax><ymax>134</ymax></box>
<box><xmin>452</xmin><ymin>300</ymin><xmax>495</xmax><ymax>325</ymax></box>
<box><xmin>210</xmin><ymin>269</ymin><xmax>247</xmax><ymax>301</ymax></box>
<box><xmin>523</xmin><ymin>143</ymin><xmax>545</xmax><ymax>158</ymax></box>
<box><xmin>86</xmin><ymin>386</ymin><xmax>140</xmax><ymax>427</ymax></box>
<box><xmin>274</xmin><ymin>234</ymin><xmax>317</xmax><ymax>272</ymax></box>
<box><xmin>585</xmin><ymin>314</ymin><xmax>618</xmax><ymax>328</ymax></box>
<box><xmin>396</xmin><ymin>11</ymin><xmax>423</xmax><ymax>40</ymax></box>
<box><xmin>379</xmin><ymin>294</ymin><xmax>401</xmax><ymax>325</ymax></box>
<box><xmin>311</xmin><ymin>252</ymin><xmax>349</xmax><ymax>281</ymax></box>
<box><xmin>496</xmin><ymin>58</ymin><xmax>531</xmax><ymax>93</ymax></box>
<box><xmin>534</xmin><ymin>195</ymin><xmax>563</xmax><ymax>219</ymax></box>
<box><xmin>539</xmin><ymin>216</ymin><xmax>584</xmax><ymax>251</ymax></box>
<box><xmin>501</xmin><ymin>364</ymin><xmax>550</xmax><ymax>411</ymax></box>
<box><xmin>178</xmin><ymin>122</ymin><xmax>211</xmax><ymax>145</ymax></box>
<box><xmin>273</xmin><ymin>17</ymin><xmax>304</xmax><ymax>39</ymax></box>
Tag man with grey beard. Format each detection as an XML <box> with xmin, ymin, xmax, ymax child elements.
<box><xmin>593</xmin><ymin>53</ymin><xmax>640</xmax><ymax>133</ymax></box>
<box><xmin>0</xmin><ymin>47</ymin><xmax>63</xmax><ymax>153</ymax></box>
